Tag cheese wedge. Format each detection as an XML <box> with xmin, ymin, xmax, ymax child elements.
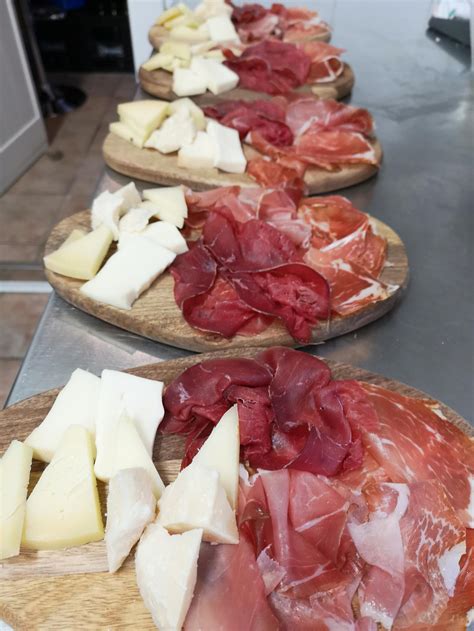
<box><xmin>94</xmin><ymin>369</ymin><xmax>164</xmax><ymax>482</ymax></box>
<box><xmin>25</xmin><ymin>368</ymin><xmax>101</xmax><ymax>463</ymax></box>
<box><xmin>117</xmin><ymin>100</ymin><xmax>168</xmax><ymax>140</ymax></box>
<box><xmin>91</xmin><ymin>190</ymin><xmax>123</xmax><ymax>239</ymax></box>
<box><xmin>157</xmin><ymin>462</ymin><xmax>239</xmax><ymax>544</ymax></box>
<box><xmin>177</xmin><ymin>131</ymin><xmax>216</xmax><ymax>170</ymax></box>
<box><xmin>44</xmin><ymin>224</ymin><xmax>113</xmax><ymax>280</ymax></box>
<box><xmin>193</xmin><ymin>405</ymin><xmax>239</xmax><ymax>509</ymax></box>
<box><xmin>168</xmin><ymin>98</ymin><xmax>206</xmax><ymax>130</ymax></box>
<box><xmin>142</xmin><ymin>186</ymin><xmax>188</xmax><ymax>228</ymax></box>
<box><xmin>80</xmin><ymin>236</ymin><xmax>175</xmax><ymax>310</ymax></box>
<box><xmin>119</xmin><ymin>207</ymin><xmax>155</xmax><ymax>235</ymax></box>
<box><xmin>206</xmin><ymin>15</ymin><xmax>239</xmax><ymax>43</ymax></box>
<box><xmin>105</xmin><ymin>468</ymin><xmax>156</xmax><ymax>573</ymax></box>
<box><xmin>114</xmin><ymin>182</ymin><xmax>142</xmax><ymax>212</ymax></box>
<box><xmin>145</xmin><ymin>109</ymin><xmax>197</xmax><ymax>154</ymax></box>
<box><xmin>195</xmin><ymin>0</ymin><xmax>232</xmax><ymax>20</ymax></box>
<box><xmin>22</xmin><ymin>426</ymin><xmax>103</xmax><ymax>550</ymax></box>
<box><xmin>165</xmin><ymin>12</ymin><xmax>200</xmax><ymax>30</ymax></box>
<box><xmin>136</xmin><ymin>523</ymin><xmax>202</xmax><ymax>631</ymax></box>
<box><xmin>160</xmin><ymin>41</ymin><xmax>192</xmax><ymax>62</ymax></box>
<box><xmin>190</xmin><ymin>56</ymin><xmax>239</xmax><ymax>95</ymax></box>
<box><xmin>60</xmin><ymin>228</ymin><xmax>87</xmax><ymax>248</ymax></box>
<box><xmin>119</xmin><ymin>221</ymin><xmax>188</xmax><ymax>255</ymax></box>
<box><xmin>169</xmin><ymin>25</ymin><xmax>209</xmax><ymax>43</ymax></box>
<box><xmin>109</xmin><ymin>121</ymin><xmax>147</xmax><ymax>148</ymax></box>
<box><xmin>156</xmin><ymin>6</ymin><xmax>183</xmax><ymax>26</ymax></box>
<box><xmin>141</xmin><ymin>52</ymin><xmax>174</xmax><ymax>72</ymax></box>
<box><xmin>115</xmin><ymin>415</ymin><xmax>165</xmax><ymax>498</ymax></box>
<box><xmin>0</xmin><ymin>440</ymin><xmax>33</xmax><ymax>559</ymax></box>
<box><xmin>207</xmin><ymin>119</ymin><xmax>247</xmax><ymax>173</ymax></box>
<box><xmin>172</xmin><ymin>67</ymin><xmax>208</xmax><ymax>97</ymax></box>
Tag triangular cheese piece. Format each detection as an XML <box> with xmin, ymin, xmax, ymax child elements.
<box><xmin>192</xmin><ymin>404</ymin><xmax>239</xmax><ymax>509</ymax></box>
<box><xmin>0</xmin><ymin>441</ymin><xmax>33</xmax><ymax>559</ymax></box>
<box><xmin>135</xmin><ymin>523</ymin><xmax>202</xmax><ymax>631</ymax></box>
<box><xmin>105</xmin><ymin>468</ymin><xmax>156</xmax><ymax>573</ymax></box>
<box><xmin>22</xmin><ymin>425</ymin><xmax>104</xmax><ymax>550</ymax></box>
<box><xmin>157</xmin><ymin>462</ymin><xmax>238</xmax><ymax>544</ymax></box>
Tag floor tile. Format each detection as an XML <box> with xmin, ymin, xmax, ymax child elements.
<box><xmin>0</xmin><ymin>195</ymin><xmax>64</xmax><ymax>245</ymax></box>
<box><xmin>0</xmin><ymin>294</ymin><xmax>49</xmax><ymax>358</ymax></box>
<box><xmin>0</xmin><ymin>244</ymin><xmax>40</xmax><ymax>264</ymax></box>
<box><xmin>0</xmin><ymin>359</ymin><xmax>22</xmax><ymax>408</ymax></box>
<box><xmin>8</xmin><ymin>152</ymin><xmax>80</xmax><ymax>196</ymax></box>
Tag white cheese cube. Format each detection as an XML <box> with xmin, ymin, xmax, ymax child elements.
<box><xmin>206</xmin><ymin>15</ymin><xmax>239</xmax><ymax>43</ymax></box>
<box><xmin>190</xmin><ymin>56</ymin><xmax>239</xmax><ymax>95</ymax></box>
<box><xmin>119</xmin><ymin>207</ymin><xmax>155</xmax><ymax>235</ymax></box>
<box><xmin>80</xmin><ymin>236</ymin><xmax>176</xmax><ymax>310</ymax></box>
<box><xmin>168</xmin><ymin>98</ymin><xmax>206</xmax><ymax>130</ymax></box>
<box><xmin>105</xmin><ymin>468</ymin><xmax>156</xmax><ymax>573</ymax></box>
<box><xmin>91</xmin><ymin>190</ymin><xmax>124</xmax><ymax>239</ymax></box>
<box><xmin>192</xmin><ymin>405</ymin><xmax>239</xmax><ymax>509</ymax></box>
<box><xmin>206</xmin><ymin>119</ymin><xmax>247</xmax><ymax>174</ymax></box>
<box><xmin>22</xmin><ymin>426</ymin><xmax>104</xmax><ymax>550</ymax></box>
<box><xmin>141</xmin><ymin>52</ymin><xmax>174</xmax><ymax>72</ymax></box>
<box><xmin>113</xmin><ymin>182</ymin><xmax>142</xmax><ymax>212</ymax></box>
<box><xmin>177</xmin><ymin>131</ymin><xmax>216</xmax><ymax>170</ymax></box>
<box><xmin>195</xmin><ymin>0</ymin><xmax>232</xmax><ymax>20</ymax></box>
<box><xmin>157</xmin><ymin>462</ymin><xmax>239</xmax><ymax>544</ymax></box>
<box><xmin>172</xmin><ymin>68</ymin><xmax>208</xmax><ymax>97</ymax></box>
<box><xmin>160</xmin><ymin>40</ymin><xmax>192</xmax><ymax>61</ymax></box>
<box><xmin>143</xmin><ymin>222</ymin><xmax>188</xmax><ymax>254</ymax></box>
<box><xmin>145</xmin><ymin>110</ymin><xmax>197</xmax><ymax>154</ymax></box>
<box><xmin>135</xmin><ymin>524</ymin><xmax>202</xmax><ymax>631</ymax></box>
<box><xmin>44</xmin><ymin>224</ymin><xmax>113</xmax><ymax>280</ymax></box>
<box><xmin>0</xmin><ymin>440</ymin><xmax>33</xmax><ymax>559</ymax></box>
<box><xmin>25</xmin><ymin>368</ymin><xmax>101</xmax><ymax>463</ymax></box>
<box><xmin>93</xmin><ymin>369</ymin><xmax>164</xmax><ymax>483</ymax></box>
<box><xmin>142</xmin><ymin>186</ymin><xmax>188</xmax><ymax>226</ymax></box>
<box><xmin>169</xmin><ymin>25</ymin><xmax>209</xmax><ymax>43</ymax></box>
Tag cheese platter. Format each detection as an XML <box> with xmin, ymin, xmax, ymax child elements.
<box><xmin>138</xmin><ymin>38</ymin><xmax>353</xmax><ymax>102</ymax></box>
<box><xmin>42</xmin><ymin>182</ymin><xmax>408</xmax><ymax>352</ymax></box>
<box><xmin>103</xmin><ymin>96</ymin><xmax>382</xmax><ymax>194</ymax></box>
<box><xmin>0</xmin><ymin>348</ymin><xmax>472</xmax><ymax>630</ymax></box>
<box><xmin>148</xmin><ymin>1</ymin><xmax>332</xmax><ymax>51</ymax></box>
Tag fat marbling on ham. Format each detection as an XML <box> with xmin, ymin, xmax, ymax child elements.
<box><xmin>161</xmin><ymin>348</ymin><xmax>473</xmax><ymax>630</ymax></box>
<box><xmin>171</xmin><ymin>186</ymin><xmax>393</xmax><ymax>342</ymax></box>
<box><xmin>204</xmin><ymin>96</ymin><xmax>378</xmax><ymax>187</ymax></box>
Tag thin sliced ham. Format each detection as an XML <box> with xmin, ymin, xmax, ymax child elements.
<box><xmin>302</xmin><ymin>41</ymin><xmax>345</xmax><ymax>84</ymax></box>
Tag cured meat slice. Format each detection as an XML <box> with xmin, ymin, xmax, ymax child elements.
<box><xmin>396</xmin><ymin>481</ymin><xmax>466</xmax><ymax>627</ymax></box>
<box><xmin>247</xmin><ymin>157</ymin><xmax>306</xmax><ymax>190</ymax></box>
<box><xmin>285</xmin><ymin>97</ymin><xmax>374</xmax><ymax>138</ymax></box>
<box><xmin>184</xmin><ymin>536</ymin><xmax>279</xmax><ymax>631</ymax></box>
<box><xmin>360</xmin><ymin>384</ymin><xmax>474</xmax><ymax>527</ymax></box>
<box><xmin>236</xmin><ymin>13</ymin><xmax>280</xmax><ymax>43</ymax></box>
<box><xmin>302</xmin><ymin>41</ymin><xmax>345</xmax><ymax>83</ymax></box>
<box><xmin>224</xmin><ymin>41</ymin><xmax>311</xmax><ymax>95</ymax></box>
<box><xmin>293</xmin><ymin>130</ymin><xmax>377</xmax><ymax>170</ymax></box>
<box><xmin>170</xmin><ymin>242</ymin><xmax>216</xmax><ymax>307</ymax></box>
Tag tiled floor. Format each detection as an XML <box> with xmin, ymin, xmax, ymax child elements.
<box><xmin>0</xmin><ymin>72</ymin><xmax>136</xmax><ymax>406</ymax></box>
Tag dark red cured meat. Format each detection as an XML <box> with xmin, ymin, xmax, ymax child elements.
<box><xmin>170</xmin><ymin>241</ymin><xmax>216</xmax><ymax>307</ymax></box>
<box><xmin>229</xmin><ymin>263</ymin><xmax>330</xmax><ymax>343</ymax></box>
<box><xmin>204</xmin><ymin>99</ymin><xmax>293</xmax><ymax>147</ymax></box>
<box><xmin>184</xmin><ymin>535</ymin><xmax>279</xmax><ymax>631</ymax></box>
<box><xmin>224</xmin><ymin>41</ymin><xmax>311</xmax><ymax>95</ymax></box>
<box><xmin>231</xmin><ymin>3</ymin><xmax>267</xmax><ymax>25</ymax></box>
<box><xmin>360</xmin><ymin>383</ymin><xmax>474</xmax><ymax>528</ymax></box>
<box><xmin>236</xmin><ymin>13</ymin><xmax>280</xmax><ymax>43</ymax></box>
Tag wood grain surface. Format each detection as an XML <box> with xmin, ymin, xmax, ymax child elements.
<box><xmin>148</xmin><ymin>23</ymin><xmax>332</xmax><ymax>50</ymax></box>
<box><xmin>102</xmin><ymin>132</ymin><xmax>382</xmax><ymax>194</ymax></box>
<box><xmin>43</xmin><ymin>209</ymin><xmax>408</xmax><ymax>352</ymax></box>
<box><xmin>138</xmin><ymin>63</ymin><xmax>354</xmax><ymax>102</ymax></box>
<box><xmin>0</xmin><ymin>349</ymin><xmax>471</xmax><ymax>630</ymax></box>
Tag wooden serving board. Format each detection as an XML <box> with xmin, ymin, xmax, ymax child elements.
<box><xmin>102</xmin><ymin>132</ymin><xmax>382</xmax><ymax>194</ymax></box>
<box><xmin>44</xmin><ymin>209</ymin><xmax>408</xmax><ymax>352</ymax></box>
<box><xmin>139</xmin><ymin>63</ymin><xmax>354</xmax><ymax>102</ymax></box>
<box><xmin>148</xmin><ymin>23</ymin><xmax>332</xmax><ymax>50</ymax></box>
<box><xmin>0</xmin><ymin>350</ymin><xmax>472</xmax><ymax>630</ymax></box>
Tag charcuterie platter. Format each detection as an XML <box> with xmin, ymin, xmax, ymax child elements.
<box><xmin>43</xmin><ymin>190</ymin><xmax>407</xmax><ymax>351</ymax></box>
<box><xmin>139</xmin><ymin>62</ymin><xmax>354</xmax><ymax>102</ymax></box>
<box><xmin>0</xmin><ymin>348</ymin><xmax>472</xmax><ymax>630</ymax></box>
<box><xmin>103</xmin><ymin>132</ymin><xmax>382</xmax><ymax>193</ymax></box>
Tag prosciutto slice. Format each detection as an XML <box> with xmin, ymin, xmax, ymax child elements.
<box><xmin>360</xmin><ymin>384</ymin><xmax>474</xmax><ymax>527</ymax></box>
<box><xmin>302</xmin><ymin>41</ymin><xmax>345</xmax><ymax>84</ymax></box>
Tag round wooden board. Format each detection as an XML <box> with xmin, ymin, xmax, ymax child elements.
<box><xmin>148</xmin><ymin>23</ymin><xmax>332</xmax><ymax>50</ymax></box>
<box><xmin>44</xmin><ymin>209</ymin><xmax>408</xmax><ymax>352</ymax></box>
<box><xmin>139</xmin><ymin>63</ymin><xmax>354</xmax><ymax>102</ymax></box>
<box><xmin>102</xmin><ymin>132</ymin><xmax>382</xmax><ymax>194</ymax></box>
<box><xmin>0</xmin><ymin>349</ymin><xmax>472</xmax><ymax>631</ymax></box>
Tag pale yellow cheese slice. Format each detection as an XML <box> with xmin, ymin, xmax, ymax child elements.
<box><xmin>117</xmin><ymin>100</ymin><xmax>168</xmax><ymax>140</ymax></box>
<box><xmin>109</xmin><ymin>121</ymin><xmax>147</xmax><ymax>149</ymax></box>
<box><xmin>0</xmin><ymin>440</ymin><xmax>33</xmax><ymax>559</ymax></box>
<box><xmin>156</xmin><ymin>5</ymin><xmax>183</xmax><ymax>26</ymax></box>
<box><xmin>22</xmin><ymin>425</ymin><xmax>104</xmax><ymax>550</ymax></box>
<box><xmin>43</xmin><ymin>224</ymin><xmax>113</xmax><ymax>280</ymax></box>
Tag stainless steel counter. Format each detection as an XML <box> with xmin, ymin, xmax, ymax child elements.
<box><xmin>7</xmin><ymin>0</ymin><xmax>473</xmax><ymax>424</ymax></box>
